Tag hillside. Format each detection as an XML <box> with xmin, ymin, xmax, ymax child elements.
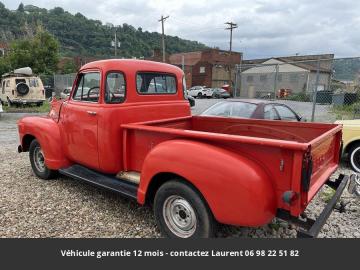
<box><xmin>0</xmin><ymin>2</ymin><xmax>208</xmax><ymax>58</ymax></box>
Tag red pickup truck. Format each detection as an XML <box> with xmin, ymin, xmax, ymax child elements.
<box><xmin>17</xmin><ymin>59</ymin><xmax>353</xmax><ymax>238</ymax></box>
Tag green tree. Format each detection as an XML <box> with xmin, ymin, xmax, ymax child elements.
<box><xmin>60</xmin><ymin>58</ymin><xmax>77</xmax><ymax>74</ymax></box>
<box><xmin>0</xmin><ymin>57</ymin><xmax>11</xmax><ymax>76</ymax></box>
<box><xmin>8</xmin><ymin>30</ymin><xmax>59</xmax><ymax>74</ymax></box>
<box><xmin>17</xmin><ymin>3</ymin><xmax>24</xmax><ymax>12</ymax></box>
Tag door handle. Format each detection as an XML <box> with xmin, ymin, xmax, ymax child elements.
<box><xmin>87</xmin><ymin>111</ymin><xmax>97</xmax><ymax>116</ymax></box>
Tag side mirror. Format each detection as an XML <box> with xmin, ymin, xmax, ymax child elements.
<box><xmin>348</xmin><ymin>174</ymin><xmax>360</xmax><ymax>197</ymax></box>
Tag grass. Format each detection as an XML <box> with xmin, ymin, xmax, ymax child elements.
<box><xmin>2</xmin><ymin>101</ymin><xmax>50</xmax><ymax>113</ymax></box>
<box><xmin>320</xmin><ymin>187</ymin><xmax>336</xmax><ymax>203</ymax></box>
<box><xmin>330</xmin><ymin>102</ymin><xmax>360</xmax><ymax>120</ymax></box>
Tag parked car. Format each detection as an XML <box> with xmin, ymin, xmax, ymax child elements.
<box><xmin>187</xmin><ymin>86</ymin><xmax>213</xmax><ymax>98</ymax></box>
<box><xmin>17</xmin><ymin>59</ymin><xmax>354</xmax><ymax>238</ymax></box>
<box><xmin>211</xmin><ymin>88</ymin><xmax>230</xmax><ymax>99</ymax></box>
<box><xmin>0</xmin><ymin>101</ymin><xmax>3</xmax><ymax>116</ymax></box>
<box><xmin>60</xmin><ymin>87</ymin><xmax>72</xmax><ymax>99</ymax></box>
<box><xmin>0</xmin><ymin>67</ymin><xmax>45</xmax><ymax>106</ymax></box>
<box><xmin>187</xmin><ymin>95</ymin><xmax>195</xmax><ymax>107</ymax></box>
<box><xmin>201</xmin><ymin>100</ymin><xmax>304</xmax><ymax>121</ymax></box>
<box><xmin>335</xmin><ymin>119</ymin><xmax>360</xmax><ymax>172</ymax></box>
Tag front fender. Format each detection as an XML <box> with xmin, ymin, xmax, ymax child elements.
<box><xmin>139</xmin><ymin>139</ymin><xmax>277</xmax><ymax>227</ymax></box>
<box><xmin>18</xmin><ymin>116</ymin><xmax>71</xmax><ymax>169</ymax></box>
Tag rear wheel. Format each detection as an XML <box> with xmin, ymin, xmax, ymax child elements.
<box><xmin>154</xmin><ymin>179</ymin><xmax>216</xmax><ymax>238</ymax></box>
<box><xmin>29</xmin><ymin>139</ymin><xmax>58</xmax><ymax>180</ymax></box>
<box><xmin>197</xmin><ymin>92</ymin><xmax>203</xmax><ymax>99</ymax></box>
<box><xmin>349</xmin><ymin>143</ymin><xmax>360</xmax><ymax>172</ymax></box>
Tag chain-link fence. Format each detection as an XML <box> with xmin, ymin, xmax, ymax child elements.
<box><xmin>53</xmin><ymin>73</ymin><xmax>76</xmax><ymax>97</ymax></box>
<box><xmin>233</xmin><ymin>56</ymin><xmax>360</xmax><ymax>122</ymax></box>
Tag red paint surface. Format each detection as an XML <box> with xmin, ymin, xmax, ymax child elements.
<box><xmin>17</xmin><ymin>59</ymin><xmax>342</xmax><ymax>227</ymax></box>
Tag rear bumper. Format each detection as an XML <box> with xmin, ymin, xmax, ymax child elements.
<box><xmin>277</xmin><ymin>174</ymin><xmax>349</xmax><ymax>238</ymax></box>
<box><xmin>9</xmin><ymin>99</ymin><xmax>45</xmax><ymax>105</ymax></box>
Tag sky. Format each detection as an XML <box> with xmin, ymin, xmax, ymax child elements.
<box><xmin>2</xmin><ymin>0</ymin><xmax>360</xmax><ymax>59</ymax></box>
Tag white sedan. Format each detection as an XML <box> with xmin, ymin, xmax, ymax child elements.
<box><xmin>187</xmin><ymin>86</ymin><xmax>213</xmax><ymax>98</ymax></box>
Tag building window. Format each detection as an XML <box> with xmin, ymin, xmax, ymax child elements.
<box><xmin>246</xmin><ymin>75</ymin><xmax>254</xmax><ymax>82</ymax></box>
<box><xmin>260</xmin><ymin>75</ymin><xmax>267</xmax><ymax>82</ymax></box>
<box><xmin>277</xmin><ymin>74</ymin><xmax>282</xmax><ymax>82</ymax></box>
<box><xmin>200</xmin><ymin>66</ymin><xmax>205</xmax><ymax>73</ymax></box>
<box><xmin>290</xmin><ymin>74</ymin><xmax>298</xmax><ymax>83</ymax></box>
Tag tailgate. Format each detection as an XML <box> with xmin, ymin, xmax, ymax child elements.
<box><xmin>302</xmin><ymin>125</ymin><xmax>342</xmax><ymax>204</ymax></box>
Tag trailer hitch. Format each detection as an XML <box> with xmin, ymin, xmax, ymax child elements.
<box><xmin>277</xmin><ymin>174</ymin><xmax>350</xmax><ymax>238</ymax></box>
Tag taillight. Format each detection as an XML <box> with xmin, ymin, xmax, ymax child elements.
<box><xmin>282</xmin><ymin>191</ymin><xmax>299</xmax><ymax>206</ymax></box>
<box><xmin>12</xmin><ymin>90</ymin><xmax>14</xmax><ymax>95</ymax></box>
<box><xmin>42</xmin><ymin>89</ymin><xmax>45</xmax><ymax>96</ymax></box>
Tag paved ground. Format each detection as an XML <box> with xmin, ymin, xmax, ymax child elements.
<box><xmin>0</xmin><ymin>101</ymin><xmax>358</xmax><ymax>238</ymax></box>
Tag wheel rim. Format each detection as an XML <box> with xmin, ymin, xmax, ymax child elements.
<box><xmin>163</xmin><ymin>195</ymin><xmax>197</xmax><ymax>238</ymax></box>
<box><xmin>33</xmin><ymin>145</ymin><xmax>46</xmax><ymax>173</ymax></box>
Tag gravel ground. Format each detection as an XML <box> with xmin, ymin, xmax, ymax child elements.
<box><xmin>0</xmin><ymin>101</ymin><xmax>359</xmax><ymax>238</ymax></box>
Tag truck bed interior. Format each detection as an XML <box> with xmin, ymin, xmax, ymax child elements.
<box><xmin>142</xmin><ymin>116</ymin><xmax>339</xmax><ymax>144</ymax></box>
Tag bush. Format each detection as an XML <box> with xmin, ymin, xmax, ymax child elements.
<box><xmin>285</xmin><ymin>93</ymin><xmax>311</xmax><ymax>102</ymax></box>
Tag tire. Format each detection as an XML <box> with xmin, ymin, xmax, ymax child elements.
<box><xmin>154</xmin><ymin>179</ymin><xmax>216</xmax><ymax>238</ymax></box>
<box><xmin>197</xmin><ymin>92</ymin><xmax>203</xmax><ymax>99</ymax></box>
<box><xmin>29</xmin><ymin>139</ymin><xmax>58</xmax><ymax>180</ymax></box>
<box><xmin>349</xmin><ymin>143</ymin><xmax>360</xmax><ymax>172</ymax></box>
<box><xmin>16</xmin><ymin>83</ymin><xmax>30</xmax><ymax>96</ymax></box>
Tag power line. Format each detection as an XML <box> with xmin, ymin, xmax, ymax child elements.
<box><xmin>158</xmin><ymin>15</ymin><xmax>169</xmax><ymax>62</ymax></box>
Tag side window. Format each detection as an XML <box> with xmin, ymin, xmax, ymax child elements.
<box><xmin>230</xmin><ymin>102</ymin><xmax>257</xmax><ymax>118</ymax></box>
<box><xmin>5</xmin><ymin>80</ymin><xmax>10</xmax><ymax>87</ymax></box>
<box><xmin>105</xmin><ymin>72</ymin><xmax>126</xmax><ymax>104</ymax></box>
<box><xmin>136</xmin><ymin>73</ymin><xmax>177</xmax><ymax>94</ymax></box>
<box><xmin>72</xmin><ymin>72</ymin><xmax>100</xmax><ymax>102</ymax></box>
<box><xmin>274</xmin><ymin>105</ymin><xmax>298</xmax><ymax>121</ymax></box>
<box><xmin>29</xmin><ymin>78</ymin><xmax>39</xmax><ymax>87</ymax></box>
<box><xmin>264</xmin><ymin>105</ymin><xmax>280</xmax><ymax>120</ymax></box>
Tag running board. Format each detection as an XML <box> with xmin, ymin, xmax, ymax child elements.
<box><xmin>59</xmin><ymin>164</ymin><xmax>138</xmax><ymax>200</ymax></box>
<box><xmin>116</xmin><ymin>171</ymin><xmax>140</xmax><ymax>184</ymax></box>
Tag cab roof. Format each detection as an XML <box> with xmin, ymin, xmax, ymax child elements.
<box><xmin>80</xmin><ymin>59</ymin><xmax>183</xmax><ymax>75</ymax></box>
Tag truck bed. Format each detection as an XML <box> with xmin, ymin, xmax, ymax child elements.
<box><xmin>122</xmin><ymin>116</ymin><xmax>342</xmax><ymax>216</ymax></box>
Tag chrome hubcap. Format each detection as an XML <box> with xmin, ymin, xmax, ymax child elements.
<box><xmin>163</xmin><ymin>195</ymin><xmax>197</xmax><ymax>238</ymax></box>
<box><xmin>33</xmin><ymin>146</ymin><xmax>46</xmax><ymax>173</ymax></box>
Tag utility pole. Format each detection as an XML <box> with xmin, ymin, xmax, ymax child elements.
<box><xmin>111</xmin><ymin>28</ymin><xmax>120</xmax><ymax>58</ymax></box>
<box><xmin>114</xmin><ymin>30</ymin><xmax>117</xmax><ymax>57</ymax></box>
<box><xmin>159</xmin><ymin>15</ymin><xmax>169</xmax><ymax>62</ymax></box>
<box><xmin>225</xmin><ymin>22</ymin><xmax>238</xmax><ymax>96</ymax></box>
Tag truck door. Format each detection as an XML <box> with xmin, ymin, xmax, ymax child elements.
<box><xmin>61</xmin><ymin>71</ymin><xmax>101</xmax><ymax>170</ymax></box>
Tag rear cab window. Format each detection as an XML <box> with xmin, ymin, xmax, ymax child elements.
<box><xmin>136</xmin><ymin>73</ymin><xmax>177</xmax><ymax>94</ymax></box>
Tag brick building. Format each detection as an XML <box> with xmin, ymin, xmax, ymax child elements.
<box><xmin>169</xmin><ymin>49</ymin><xmax>242</xmax><ymax>89</ymax></box>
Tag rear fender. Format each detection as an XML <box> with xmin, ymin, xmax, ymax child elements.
<box><xmin>139</xmin><ymin>139</ymin><xmax>277</xmax><ymax>227</ymax></box>
<box><xmin>18</xmin><ymin>116</ymin><xmax>71</xmax><ymax>169</ymax></box>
